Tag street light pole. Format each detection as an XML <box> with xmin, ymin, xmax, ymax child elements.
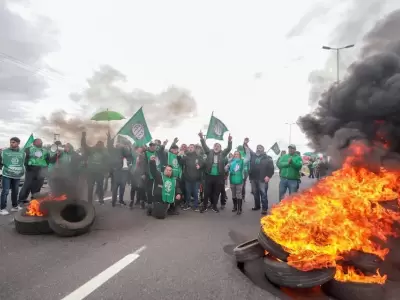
<box><xmin>322</xmin><ymin>44</ymin><xmax>355</xmax><ymax>82</ymax></box>
<box><xmin>285</xmin><ymin>122</ymin><xmax>296</xmax><ymax>145</ymax></box>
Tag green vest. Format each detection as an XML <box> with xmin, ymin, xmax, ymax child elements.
<box><xmin>146</xmin><ymin>151</ymin><xmax>160</xmax><ymax>180</ymax></box>
<box><xmin>162</xmin><ymin>175</ymin><xmax>176</xmax><ymax>203</ymax></box>
<box><xmin>229</xmin><ymin>159</ymin><xmax>244</xmax><ymax>185</ymax></box>
<box><xmin>168</xmin><ymin>152</ymin><xmax>182</xmax><ymax>178</ymax></box>
<box><xmin>1</xmin><ymin>148</ymin><xmax>25</xmax><ymax>178</ymax></box>
<box><xmin>27</xmin><ymin>146</ymin><xmax>48</xmax><ymax>167</ymax></box>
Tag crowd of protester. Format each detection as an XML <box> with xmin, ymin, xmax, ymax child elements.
<box><xmin>0</xmin><ymin>133</ymin><xmax>322</xmax><ymax>217</ymax></box>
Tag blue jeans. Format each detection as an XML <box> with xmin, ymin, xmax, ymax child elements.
<box><xmin>185</xmin><ymin>181</ymin><xmax>200</xmax><ymax>208</ymax></box>
<box><xmin>251</xmin><ymin>181</ymin><xmax>269</xmax><ymax>210</ymax></box>
<box><xmin>1</xmin><ymin>176</ymin><xmax>20</xmax><ymax>210</ymax></box>
<box><xmin>279</xmin><ymin>178</ymin><xmax>299</xmax><ymax>201</ymax></box>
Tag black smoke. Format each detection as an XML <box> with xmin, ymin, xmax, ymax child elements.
<box><xmin>298</xmin><ymin>10</ymin><xmax>400</xmax><ymax>167</ymax></box>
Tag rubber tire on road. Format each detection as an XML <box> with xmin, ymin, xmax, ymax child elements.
<box><xmin>48</xmin><ymin>200</ymin><xmax>95</xmax><ymax>237</ymax></box>
<box><xmin>322</xmin><ymin>279</ymin><xmax>384</xmax><ymax>300</ymax></box>
<box><xmin>234</xmin><ymin>239</ymin><xmax>265</xmax><ymax>263</ymax></box>
<box><xmin>14</xmin><ymin>208</ymin><xmax>53</xmax><ymax>235</ymax></box>
<box><xmin>342</xmin><ymin>251</ymin><xmax>383</xmax><ymax>274</ymax></box>
<box><xmin>152</xmin><ymin>202</ymin><xmax>169</xmax><ymax>219</ymax></box>
<box><xmin>263</xmin><ymin>257</ymin><xmax>335</xmax><ymax>288</ymax></box>
<box><xmin>257</xmin><ymin>229</ymin><xmax>289</xmax><ymax>261</ymax></box>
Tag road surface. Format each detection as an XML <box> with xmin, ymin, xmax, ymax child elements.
<box><xmin>0</xmin><ymin>176</ymin><xmax>317</xmax><ymax>300</ymax></box>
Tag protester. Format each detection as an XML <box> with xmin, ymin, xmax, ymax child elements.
<box><xmin>237</xmin><ymin>138</ymin><xmax>250</xmax><ymax>201</ymax></box>
<box><xmin>248</xmin><ymin>144</ymin><xmax>274</xmax><ymax>214</ymax></box>
<box><xmin>277</xmin><ymin>144</ymin><xmax>303</xmax><ymax>200</ymax></box>
<box><xmin>129</xmin><ymin>146</ymin><xmax>147</xmax><ymax>209</ymax></box>
<box><xmin>276</xmin><ymin>150</ymin><xmax>286</xmax><ymax>177</ymax></box>
<box><xmin>107</xmin><ymin>133</ymin><xmax>131</xmax><ymax>207</ymax></box>
<box><xmin>225</xmin><ymin>150</ymin><xmax>249</xmax><ymax>215</ymax></box>
<box><xmin>48</xmin><ymin>143</ymin><xmax>81</xmax><ymax>198</ymax></box>
<box><xmin>0</xmin><ymin>137</ymin><xmax>24</xmax><ymax>215</ymax></box>
<box><xmin>148</xmin><ymin>156</ymin><xmax>182</xmax><ymax>216</ymax></box>
<box><xmin>18</xmin><ymin>138</ymin><xmax>49</xmax><ymax>204</ymax></box>
<box><xmin>81</xmin><ymin>132</ymin><xmax>109</xmax><ymax>204</ymax></box>
<box><xmin>199</xmin><ymin>131</ymin><xmax>232</xmax><ymax>213</ymax></box>
<box><xmin>180</xmin><ymin>144</ymin><xmax>204</xmax><ymax>211</ymax></box>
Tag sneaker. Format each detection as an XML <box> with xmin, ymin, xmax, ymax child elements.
<box><xmin>200</xmin><ymin>208</ymin><xmax>207</xmax><ymax>213</ymax></box>
<box><xmin>261</xmin><ymin>209</ymin><xmax>268</xmax><ymax>215</ymax></box>
<box><xmin>220</xmin><ymin>205</ymin><xmax>225</xmax><ymax>210</ymax></box>
<box><xmin>212</xmin><ymin>207</ymin><xmax>219</xmax><ymax>213</ymax></box>
<box><xmin>182</xmin><ymin>205</ymin><xmax>191</xmax><ymax>211</ymax></box>
<box><xmin>11</xmin><ymin>206</ymin><xmax>22</xmax><ymax>212</ymax></box>
<box><xmin>0</xmin><ymin>209</ymin><xmax>10</xmax><ymax>216</ymax></box>
<box><xmin>119</xmin><ymin>201</ymin><xmax>127</xmax><ymax>206</ymax></box>
<box><xmin>192</xmin><ymin>207</ymin><xmax>200</xmax><ymax>212</ymax></box>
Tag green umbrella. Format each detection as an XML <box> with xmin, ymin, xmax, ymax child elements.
<box><xmin>91</xmin><ymin>110</ymin><xmax>125</xmax><ymax>121</ymax></box>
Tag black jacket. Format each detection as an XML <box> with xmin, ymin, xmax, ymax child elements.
<box><xmin>107</xmin><ymin>137</ymin><xmax>131</xmax><ymax>171</ymax></box>
<box><xmin>149</xmin><ymin>160</ymin><xmax>181</xmax><ymax>202</ymax></box>
<box><xmin>200</xmin><ymin>138</ymin><xmax>232</xmax><ymax>175</ymax></box>
<box><xmin>181</xmin><ymin>152</ymin><xmax>204</xmax><ymax>182</ymax></box>
<box><xmin>249</xmin><ymin>153</ymin><xmax>274</xmax><ymax>181</ymax></box>
<box><xmin>130</xmin><ymin>152</ymin><xmax>146</xmax><ymax>188</ymax></box>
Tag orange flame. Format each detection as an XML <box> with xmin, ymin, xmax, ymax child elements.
<box><xmin>25</xmin><ymin>194</ymin><xmax>67</xmax><ymax>217</ymax></box>
<box><xmin>335</xmin><ymin>265</ymin><xmax>387</xmax><ymax>284</ymax></box>
<box><xmin>261</xmin><ymin>143</ymin><xmax>400</xmax><ymax>282</ymax></box>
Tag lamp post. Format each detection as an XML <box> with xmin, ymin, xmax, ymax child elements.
<box><xmin>322</xmin><ymin>44</ymin><xmax>355</xmax><ymax>82</ymax></box>
<box><xmin>285</xmin><ymin>122</ymin><xmax>296</xmax><ymax>145</ymax></box>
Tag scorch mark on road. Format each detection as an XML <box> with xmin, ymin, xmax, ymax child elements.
<box><xmin>60</xmin><ymin>245</ymin><xmax>146</xmax><ymax>300</ymax></box>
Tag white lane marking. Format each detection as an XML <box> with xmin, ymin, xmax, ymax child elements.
<box><xmin>61</xmin><ymin>245</ymin><xmax>146</xmax><ymax>300</ymax></box>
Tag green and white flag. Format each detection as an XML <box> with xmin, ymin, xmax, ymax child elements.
<box><xmin>23</xmin><ymin>133</ymin><xmax>34</xmax><ymax>150</ymax></box>
<box><xmin>117</xmin><ymin>107</ymin><xmax>152</xmax><ymax>146</ymax></box>
<box><xmin>270</xmin><ymin>142</ymin><xmax>280</xmax><ymax>155</ymax></box>
<box><xmin>206</xmin><ymin>113</ymin><xmax>228</xmax><ymax>140</ymax></box>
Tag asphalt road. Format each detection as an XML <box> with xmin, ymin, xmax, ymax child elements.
<box><xmin>0</xmin><ymin>176</ymin><xmax>317</xmax><ymax>300</ymax></box>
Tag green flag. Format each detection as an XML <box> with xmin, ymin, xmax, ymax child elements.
<box><xmin>117</xmin><ymin>107</ymin><xmax>152</xmax><ymax>146</ymax></box>
<box><xmin>23</xmin><ymin>133</ymin><xmax>34</xmax><ymax>149</ymax></box>
<box><xmin>270</xmin><ymin>142</ymin><xmax>280</xmax><ymax>155</ymax></box>
<box><xmin>206</xmin><ymin>114</ymin><xmax>228</xmax><ymax>140</ymax></box>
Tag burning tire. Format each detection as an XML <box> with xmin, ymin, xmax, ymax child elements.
<box><xmin>263</xmin><ymin>257</ymin><xmax>335</xmax><ymax>288</ymax></box>
<box><xmin>257</xmin><ymin>229</ymin><xmax>289</xmax><ymax>261</ymax></box>
<box><xmin>342</xmin><ymin>251</ymin><xmax>383</xmax><ymax>274</ymax></box>
<box><xmin>234</xmin><ymin>239</ymin><xmax>264</xmax><ymax>263</ymax></box>
<box><xmin>14</xmin><ymin>208</ymin><xmax>53</xmax><ymax>235</ymax></box>
<box><xmin>322</xmin><ymin>280</ymin><xmax>384</xmax><ymax>300</ymax></box>
<box><xmin>379</xmin><ymin>199</ymin><xmax>399</xmax><ymax>212</ymax></box>
<box><xmin>47</xmin><ymin>200</ymin><xmax>95</xmax><ymax>237</ymax></box>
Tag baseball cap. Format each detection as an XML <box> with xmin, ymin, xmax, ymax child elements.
<box><xmin>288</xmin><ymin>144</ymin><xmax>296</xmax><ymax>150</ymax></box>
<box><xmin>149</xmin><ymin>141</ymin><xmax>156</xmax><ymax>146</ymax></box>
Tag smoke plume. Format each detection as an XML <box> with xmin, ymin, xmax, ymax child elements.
<box><xmin>298</xmin><ymin>10</ymin><xmax>400</xmax><ymax>167</ymax></box>
<box><xmin>39</xmin><ymin>65</ymin><xmax>197</xmax><ymax>145</ymax></box>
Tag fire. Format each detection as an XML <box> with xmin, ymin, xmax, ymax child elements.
<box><xmin>334</xmin><ymin>265</ymin><xmax>387</xmax><ymax>284</ymax></box>
<box><xmin>261</xmin><ymin>143</ymin><xmax>400</xmax><ymax>279</ymax></box>
<box><xmin>25</xmin><ymin>194</ymin><xmax>67</xmax><ymax>216</ymax></box>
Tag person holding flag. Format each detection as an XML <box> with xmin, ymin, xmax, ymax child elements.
<box><xmin>0</xmin><ymin>137</ymin><xmax>25</xmax><ymax>215</ymax></box>
<box><xmin>199</xmin><ymin>126</ymin><xmax>232</xmax><ymax>213</ymax></box>
<box><xmin>236</xmin><ymin>137</ymin><xmax>251</xmax><ymax>201</ymax></box>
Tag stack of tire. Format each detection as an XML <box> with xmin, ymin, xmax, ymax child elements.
<box><xmin>233</xmin><ymin>228</ymin><xmax>386</xmax><ymax>300</ymax></box>
<box><xmin>14</xmin><ymin>195</ymin><xmax>95</xmax><ymax>237</ymax></box>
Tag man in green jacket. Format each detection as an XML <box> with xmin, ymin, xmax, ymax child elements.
<box><xmin>277</xmin><ymin>144</ymin><xmax>302</xmax><ymax>201</ymax></box>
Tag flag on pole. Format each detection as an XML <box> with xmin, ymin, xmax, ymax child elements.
<box><xmin>205</xmin><ymin>112</ymin><xmax>228</xmax><ymax>140</ymax></box>
<box><xmin>270</xmin><ymin>142</ymin><xmax>281</xmax><ymax>155</ymax></box>
<box><xmin>23</xmin><ymin>133</ymin><xmax>34</xmax><ymax>149</ymax></box>
<box><xmin>117</xmin><ymin>107</ymin><xmax>152</xmax><ymax>146</ymax></box>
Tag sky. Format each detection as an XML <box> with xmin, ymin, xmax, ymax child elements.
<box><xmin>1</xmin><ymin>0</ymin><xmax>398</xmax><ymax>154</ymax></box>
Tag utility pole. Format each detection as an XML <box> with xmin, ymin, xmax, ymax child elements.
<box><xmin>322</xmin><ymin>44</ymin><xmax>355</xmax><ymax>82</ymax></box>
<box><xmin>285</xmin><ymin>122</ymin><xmax>296</xmax><ymax>145</ymax></box>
